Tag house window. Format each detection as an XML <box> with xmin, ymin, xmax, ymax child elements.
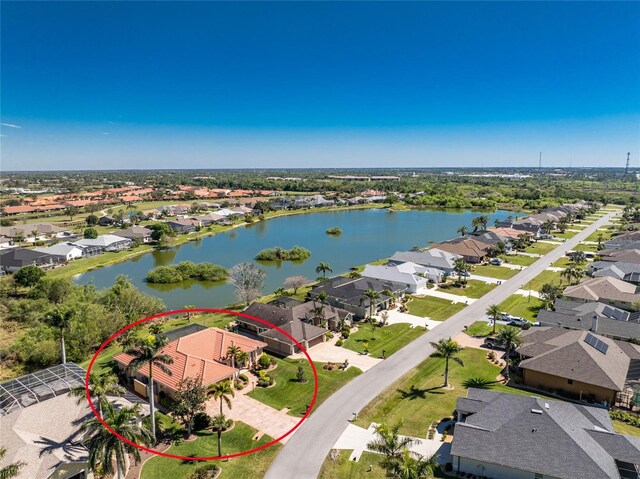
<box><xmin>568</xmin><ymin>379</ymin><xmax>573</xmax><ymax>385</ymax></box>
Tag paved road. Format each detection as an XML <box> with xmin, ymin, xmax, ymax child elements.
<box><xmin>264</xmin><ymin>211</ymin><xmax>617</xmax><ymax>479</ymax></box>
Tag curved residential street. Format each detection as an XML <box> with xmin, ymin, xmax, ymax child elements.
<box><xmin>265</xmin><ymin>211</ymin><xmax>617</xmax><ymax>479</ymax></box>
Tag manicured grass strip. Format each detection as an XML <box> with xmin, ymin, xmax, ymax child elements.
<box><xmin>584</xmin><ymin>230</ymin><xmax>614</xmax><ymax>243</ymax></box>
<box><xmin>613</xmin><ymin>420</ymin><xmax>640</xmax><ymax>437</ymax></box>
<box><xmin>553</xmin><ymin>230</ymin><xmax>577</xmax><ymax>239</ymax></box>
<box><xmin>497</xmin><ymin>295</ymin><xmax>543</xmax><ymax>322</ymax></box>
<box><xmin>439</xmin><ymin>279</ymin><xmax>496</xmax><ymax>299</ymax></box>
<box><xmin>248</xmin><ymin>358</ymin><xmax>361</xmax><ymax>416</ymax></box>
<box><xmin>141</xmin><ymin>422</ymin><xmax>281</xmax><ymax>479</ymax></box>
<box><xmin>501</xmin><ymin>254</ymin><xmax>537</xmax><ymax>266</ymax></box>
<box><xmin>342</xmin><ymin>323</ymin><xmax>426</xmax><ymax>358</ymax></box>
<box><xmin>319</xmin><ymin>450</ymin><xmax>388</xmax><ymax>479</ymax></box>
<box><xmin>525</xmin><ymin>269</ymin><xmax>565</xmax><ymax>292</ymax></box>
<box><xmin>472</xmin><ymin>265</ymin><xmax>518</xmax><ymax>280</ymax></box>
<box><xmin>406</xmin><ymin>295</ymin><xmax>466</xmax><ymax>321</ymax></box>
<box><xmin>574</xmin><ymin>243</ymin><xmax>599</xmax><ymax>253</ymax></box>
<box><xmin>355</xmin><ymin>348</ymin><xmax>549</xmax><ymax>437</ymax></box>
<box><xmin>465</xmin><ymin>321</ymin><xmax>507</xmax><ymax>337</ymax></box>
<box><xmin>525</xmin><ymin>241</ymin><xmax>558</xmax><ymax>255</ymax></box>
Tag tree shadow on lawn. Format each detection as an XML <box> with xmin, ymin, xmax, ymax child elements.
<box><xmin>397</xmin><ymin>385</ymin><xmax>445</xmax><ymax>400</ymax></box>
<box><xmin>462</xmin><ymin>377</ymin><xmax>500</xmax><ymax>390</ymax></box>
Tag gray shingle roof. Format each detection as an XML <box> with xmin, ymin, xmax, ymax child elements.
<box><xmin>388</xmin><ymin>248</ymin><xmax>460</xmax><ymax>270</ymax></box>
<box><xmin>309</xmin><ymin>276</ymin><xmax>406</xmax><ymax>308</ymax></box>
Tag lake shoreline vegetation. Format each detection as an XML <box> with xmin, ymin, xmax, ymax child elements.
<box><xmin>146</xmin><ymin>261</ymin><xmax>228</xmax><ymax>284</ymax></box>
<box><xmin>255</xmin><ymin>246</ymin><xmax>311</xmax><ymax>262</ymax></box>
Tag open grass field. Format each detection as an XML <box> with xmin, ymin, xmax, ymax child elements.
<box><xmin>440</xmin><ymin>279</ymin><xmax>496</xmax><ymax>299</ymax></box>
<box><xmin>354</xmin><ymin>348</ymin><xmax>549</xmax><ymax>437</ymax></box>
<box><xmin>342</xmin><ymin>323</ymin><xmax>426</xmax><ymax>358</ymax></box>
<box><xmin>501</xmin><ymin>254</ymin><xmax>537</xmax><ymax>266</ymax></box>
<box><xmin>472</xmin><ymin>264</ymin><xmax>518</xmax><ymax>280</ymax></box>
<box><xmin>497</xmin><ymin>295</ymin><xmax>543</xmax><ymax>322</ymax></box>
<box><xmin>406</xmin><ymin>295</ymin><xmax>466</xmax><ymax>321</ymax></box>
<box><xmin>524</xmin><ymin>241</ymin><xmax>558</xmax><ymax>255</ymax></box>
<box><xmin>140</xmin><ymin>422</ymin><xmax>281</xmax><ymax>479</ymax></box>
<box><xmin>248</xmin><ymin>358</ymin><xmax>362</xmax><ymax>416</ymax></box>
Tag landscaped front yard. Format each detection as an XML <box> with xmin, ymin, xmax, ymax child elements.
<box><xmin>464</xmin><ymin>321</ymin><xmax>507</xmax><ymax>337</ymax></box>
<box><xmin>553</xmin><ymin>230</ymin><xmax>578</xmax><ymax>239</ymax></box>
<box><xmin>525</xmin><ymin>269</ymin><xmax>565</xmax><ymax>292</ymax></box>
<box><xmin>141</xmin><ymin>422</ymin><xmax>281</xmax><ymax>479</ymax></box>
<box><xmin>472</xmin><ymin>264</ymin><xmax>518</xmax><ymax>280</ymax></box>
<box><xmin>319</xmin><ymin>451</ymin><xmax>390</xmax><ymax>479</ymax></box>
<box><xmin>406</xmin><ymin>295</ymin><xmax>466</xmax><ymax>321</ymax></box>
<box><xmin>439</xmin><ymin>280</ymin><xmax>496</xmax><ymax>299</ymax></box>
<box><xmin>501</xmin><ymin>254</ymin><xmax>537</xmax><ymax>267</ymax></box>
<box><xmin>584</xmin><ymin>230</ymin><xmax>614</xmax><ymax>243</ymax></box>
<box><xmin>248</xmin><ymin>358</ymin><xmax>361</xmax><ymax>416</ymax></box>
<box><xmin>342</xmin><ymin>323</ymin><xmax>425</xmax><ymax>358</ymax></box>
<box><xmin>497</xmin><ymin>295</ymin><xmax>543</xmax><ymax>322</ymax></box>
<box><xmin>574</xmin><ymin>243</ymin><xmax>599</xmax><ymax>253</ymax></box>
<box><xmin>525</xmin><ymin>241</ymin><xmax>558</xmax><ymax>255</ymax></box>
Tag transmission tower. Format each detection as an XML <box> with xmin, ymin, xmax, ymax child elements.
<box><xmin>625</xmin><ymin>152</ymin><xmax>631</xmax><ymax>176</ymax></box>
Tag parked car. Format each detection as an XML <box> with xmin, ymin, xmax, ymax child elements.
<box><xmin>483</xmin><ymin>337</ymin><xmax>501</xmax><ymax>349</ymax></box>
<box><xmin>507</xmin><ymin>317</ymin><xmax>528</xmax><ymax>327</ymax></box>
<box><xmin>490</xmin><ymin>258</ymin><xmax>503</xmax><ymax>265</ymax></box>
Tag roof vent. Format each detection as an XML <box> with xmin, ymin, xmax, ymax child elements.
<box><xmin>531</xmin><ymin>409</ymin><xmax>543</xmax><ymax>414</ymax></box>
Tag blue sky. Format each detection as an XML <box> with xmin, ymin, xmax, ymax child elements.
<box><xmin>2</xmin><ymin>1</ymin><xmax>639</xmax><ymax>170</ymax></box>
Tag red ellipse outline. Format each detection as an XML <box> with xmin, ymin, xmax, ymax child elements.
<box><xmin>85</xmin><ymin>308</ymin><xmax>319</xmax><ymax>461</ymax></box>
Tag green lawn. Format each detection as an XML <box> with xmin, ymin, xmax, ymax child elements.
<box><xmin>497</xmin><ymin>295</ymin><xmax>543</xmax><ymax>322</ymax></box>
<box><xmin>472</xmin><ymin>265</ymin><xmax>518</xmax><ymax>280</ymax></box>
<box><xmin>406</xmin><ymin>296</ymin><xmax>466</xmax><ymax>321</ymax></box>
<box><xmin>248</xmin><ymin>358</ymin><xmax>361</xmax><ymax>416</ymax></box>
<box><xmin>342</xmin><ymin>323</ymin><xmax>426</xmax><ymax>358</ymax></box>
<box><xmin>574</xmin><ymin>243</ymin><xmax>598</xmax><ymax>253</ymax></box>
<box><xmin>552</xmin><ymin>230</ymin><xmax>577</xmax><ymax>239</ymax></box>
<box><xmin>584</xmin><ymin>230</ymin><xmax>614</xmax><ymax>243</ymax></box>
<box><xmin>613</xmin><ymin>420</ymin><xmax>640</xmax><ymax>437</ymax></box>
<box><xmin>501</xmin><ymin>254</ymin><xmax>537</xmax><ymax>267</ymax></box>
<box><xmin>320</xmin><ymin>451</ymin><xmax>388</xmax><ymax>479</ymax></box>
<box><xmin>552</xmin><ymin>256</ymin><xmax>588</xmax><ymax>268</ymax></box>
<box><xmin>524</xmin><ymin>242</ymin><xmax>558</xmax><ymax>255</ymax></box>
<box><xmin>141</xmin><ymin>422</ymin><xmax>281</xmax><ymax>479</ymax></box>
<box><xmin>525</xmin><ymin>269</ymin><xmax>565</xmax><ymax>292</ymax></box>
<box><xmin>439</xmin><ymin>280</ymin><xmax>496</xmax><ymax>299</ymax></box>
<box><xmin>465</xmin><ymin>321</ymin><xmax>507</xmax><ymax>337</ymax></box>
<box><xmin>355</xmin><ymin>348</ymin><xmax>546</xmax><ymax>437</ymax></box>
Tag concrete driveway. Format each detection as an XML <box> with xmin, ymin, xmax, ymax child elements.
<box><xmin>290</xmin><ymin>336</ymin><xmax>382</xmax><ymax>372</ymax></box>
<box><xmin>381</xmin><ymin>309</ymin><xmax>443</xmax><ymax>330</ymax></box>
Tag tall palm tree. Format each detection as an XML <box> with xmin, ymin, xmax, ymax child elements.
<box><xmin>453</xmin><ymin>258</ymin><xmax>468</xmax><ymax>284</ymax></box>
<box><xmin>457</xmin><ymin>225</ymin><xmax>468</xmax><ymax>237</ymax></box>
<box><xmin>69</xmin><ymin>373</ymin><xmax>125</xmax><ymax>417</ymax></box>
<box><xmin>208</xmin><ymin>381</ymin><xmax>235</xmax><ymax>416</ymax></box>
<box><xmin>226</xmin><ymin>345</ymin><xmax>242</xmax><ymax>369</ymax></box>
<box><xmin>568</xmin><ymin>250</ymin><xmax>586</xmax><ymax>266</ymax></box>
<box><xmin>364</xmin><ymin>288</ymin><xmax>381</xmax><ymax>319</ymax></box>
<box><xmin>561</xmin><ymin>266</ymin><xmax>583</xmax><ymax>285</ymax></box>
<box><xmin>385</xmin><ymin>448</ymin><xmax>438</xmax><ymax>479</ymax></box>
<box><xmin>0</xmin><ymin>447</ymin><xmax>25</xmax><ymax>479</ymax></box>
<box><xmin>316</xmin><ymin>262</ymin><xmax>333</xmax><ymax>278</ymax></box>
<box><xmin>367</xmin><ymin>421</ymin><xmax>417</xmax><ymax>467</ymax></box>
<box><xmin>82</xmin><ymin>402</ymin><xmax>152</xmax><ymax>479</ymax></box>
<box><xmin>486</xmin><ymin>304</ymin><xmax>501</xmax><ymax>336</ymax></box>
<box><xmin>211</xmin><ymin>414</ymin><xmax>232</xmax><ymax>457</ymax></box>
<box><xmin>45</xmin><ymin>307</ymin><xmax>73</xmax><ymax>364</ymax></box>
<box><xmin>235</xmin><ymin>351</ymin><xmax>249</xmax><ymax>368</ymax></box>
<box><xmin>125</xmin><ymin>334</ymin><xmax>174</xmax><ymax>444</ymax></box>
<box><xmin>430</xmin><ymin>338</ymin><xmax>464</xmax><ymax>388</ymax></box>
<box><xmin>542</xmin><ymin>220</ymin><xmax>555</xmax><ymax>235</ymax></box>
<box><xmin>497</xmin><ymin>327</ymin><xmax>521</xmax><ymax>381</ymax></box>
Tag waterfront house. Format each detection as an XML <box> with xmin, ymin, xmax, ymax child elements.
<box><xmin>116</xmin><ymin>225</ymin><xmax>153</xmax><ymax>243</ymax></box>
<box><xmin>0</xmin><ymin>248</ymin><xmax>63</xmax><ymax>273</ymax></box>
<box><xmin>361</xmin><ymin>262</ymin><xmax>439</xmax><ymax>293</ymax></box>
<box><xmin>388</xmin><ymin>248</ymin><xmax>460</xmax><ymax>275</ymax></box>
<box><xmin>74</xmin><ymin>234</ymin><xmax>132</xmax><ymax>255</ymax></box>
<box><xmin>518</xmin><ymin>327</ymin><xmax>640</xmax><ymax>405</ymax></box>
<box><xmin>563</xmin><ymin>276</ymin><xmax>640</xmax><ymax>312</ymax></box>
<box><xmin>432</xmin><ymin>237</ymin><xmax>492</xmax><ymax>264</ymax></box>
<box><xmin>97</xmin><ymin>215</ymin><xmax>115</xmax><ymax>226</ymax></box>
<box><xmin>33</xmin><ymin>243</ymin><xmax>84</xmax><ymax>262</ymax></box>
<box><xmin>165</xmin><ymin>218</ymin><xmax>200</xmax><ymax>233</ymax></box>
<box><xmin>451</xmin><ymin>388</ymin><xmax>640</xmax><ymax>479</ymax></box>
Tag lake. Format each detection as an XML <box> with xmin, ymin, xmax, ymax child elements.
<box><xmin>75</xmin><ymin>208</ymin><xmax>515</xmax><ymax>309</ymax></box>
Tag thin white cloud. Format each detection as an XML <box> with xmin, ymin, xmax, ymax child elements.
<box><xmin>103</xmin><ymin>132</ymin><xmax>110</xmax><ymax>135</ymax></box>
<box><xmin>1</xmin><ymin>123</ymin><xmax>22</xmax><ymax>129</ymax></box>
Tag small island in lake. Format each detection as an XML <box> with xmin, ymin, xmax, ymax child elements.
<box><xmin>146</xmin><ymin>261</ymin><xmax>229</xmax><ymax>284</ymax></box>
<box><xmin>326</xmin><ymin>226</ymin><xmax>342</xmax><ymax>236</ymax></box>
<box><xmin>255</xmin><ymin>246</ymin><xmax>311</xmax><ymax>262</ymax></box>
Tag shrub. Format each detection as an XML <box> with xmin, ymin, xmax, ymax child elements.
<box><xmin>238</xmin><ymin>373</ymin><xmax>249</xmax><ymax>382</ymax></box>
<box><xmin>341</xmin><ymin>329</ymin><xmax>350</xmax><ymax>339</ymax></box>
<box><xmin>296</xmin><ymin>365</ymin><xmax>307</xmax><ymax>383</ymax></box>
<box><xmin>326</xmin><ymin>227</ymin><xmax>342</xmax><ymax>236</ymax></box>
<box><xmin>257</xmin><ymin>353</ymin><xmax>272</xmax><ymax>370</ymax></box>
<box><xmin>326</xmin><ymin>332</ymin><xmax>334</xmax><ymax>339</ymax></box>
<box><xmin>336</xmin><ymin>339</ymin><xmax>344</xmax><ymax>347</ymax></box>
<box><xmin>83</xmin><ymin>227</ymin><xmax>98</xmax><ymax>239</ymax></box>
<box><xmin>146</xmin><ymin>262</ymin><xmax>228</xmax><ymax>284</ymax></box>
<box><xmin>193</xmin><ymin>412</ymin><xmax>212</xmax><ymax>431</ymax></box>
<box><xmin>189</xmin><ymin>464</ymin><xmax>220</xmax><ymax>479</ymax></box>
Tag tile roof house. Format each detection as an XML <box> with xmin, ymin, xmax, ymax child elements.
<box><xmin>588</xmin><ymin>261</ymin><xmax>640</xmax><ymax>285</ymax></box>
<box><xmin>388</xmin><ymin>248</ymin><xmax>460</xmax><ymax>274</ymax></box>
<box><xmin>517</xmin><ymin>327</ymin><xmax>640</xmax><ymax>404</ymax></box>
<box><xmin>563</xmin><ymin>276</ymin><xmax>640</xmax><ymax>312</ymax></box>
<box><xmin>361</xmin><ymin>262</ymin><xmax>442</xmax><ymax>293</ymax></box>
<box><xmin>451</xmin><ymin>388</ymin><xmax>640</xmax><ymax>479</ymax></box>
<box><xmin>309</xmin><ymin>276</ymin><xmax>406</xmax><ymax>318</ymax></box>
<box><xmin>239</xmin><ymin>301</ymin><xmax>348</xmax><ymax>355</ymax></box>
<box><xmin>114</xmin><ymin>328</ymin><xmax>266</xmax><ymax>400</ymax></box>
<box><xmin>538</xmin><ymin>299</ymin><xmax>640</xmax><ymax>341</ymax></box>
<box><xmin>431</xmin><ymin>237</ymin><xmax>492</xmax><ymax>263</ymax></box>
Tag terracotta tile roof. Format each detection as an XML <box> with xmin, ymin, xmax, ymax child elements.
<box><xmin>113</xmin><ymin>328</ymin><xmax>266</xmax><ymax>391</ymax></box>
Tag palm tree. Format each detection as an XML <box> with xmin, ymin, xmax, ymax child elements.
<box><xmin>367</xmin><ymin>421</ymin><xmax>417</xmax><ymax>467</ymax></box>
<box><xmin>497</xmin><ymin>327</ymin><xmax>521</xmax><ymax>381</ymax></box>
<box><xmin>45</xmin><ymin>307</ymin><xmax>73</xmax><ymax>364</ymax></box>
<box><xmin>568</xmin><ymin>250</ymin><xmax>586</xmax><ymax>266</ymax></box>
<box><xmin>208</xmin><ymin>381</ymin><xmax>235</xmax><ymax>416</ymax></box>
<box><xmin>274</xmin><ymin>287</ymin><xmax>287</xmax><ymax>297</ymax></box>
<box><xmin>316</xmin><ymin>262</ymin><xmax>333</xmax><ymax>278</ymax></box>
<box><xmin>457</xmin><ymin>225</ymin><xmax>468</xmax><ymax>237</ymax></box>
<box><xmin>364</xmin><ymin>288</ymin><xmax>381</xmax><ymax>319</ymax></box>
<box><xmin>125</xmin><ymin>334</ymin><xmax>174</xmax><ymax>444</ymax></box>
<box><xmin>235</xmin><ymin>350</ymin><xmax>249</xmax><ymax>368</ymax></box>
<box><xmin>385</xmin><ymin>448</ymin><xmax>438</xmax><ymax>479</ymax></box>
<box><xmin>0</xmin><ymin>447</ymin><xmax>25</xmax><ymax>479</ymax></box>
<box><xmin>183</xmin><ymin>305</ymin><xmax>196</xmax><ymax>321</ymax></box>
<box><xmin>597</xmin><ymin>232</ymin><xmax>605</xmax><ymax>247</ymax></box>
<box><xmin>430</xmin><ymin>338</ymin><xmax>464</xmax><ymax>388</ymax></box>
<box><xmin>69</xmin><ymin>373</ymin><xmax>125</xmax><ymax>417</ymax></box>
<box><xmin>486</xmin><ymin>304</ymin><xmax>501</xmax><ymax>336</ymax></box>
<box><xmin>453</xmin><ymin>258</ymin><xmax>468</xmax><ymax>284</ymax></box>
<box><xmin>82</xmin><ymin>402</ymin><xmax>152</xmax><ymax>479</ymax></box>
<box><xmin>561</xmin><ymin>266</ymin><xmax>583</xmax><ymax>285</ymax></box>
<box><xmin>226</xmin><ymin>345</ymin><xmax>242</xmax><ymax>369</ymax></box>
<box><xmin>211</xmin><ymin>414</ymin><xmax>232</xmax><ymax>457</ymax></box>
<box><xmin>542</xmin><ymin>220</ymin><xmax>555</xmax><ymax>235</ymax></box>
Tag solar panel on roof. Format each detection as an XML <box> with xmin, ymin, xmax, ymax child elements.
<box><xmin>584</xmin><ymin>332</ymin><xmax>609</xmax><ymax>354</ymax></box>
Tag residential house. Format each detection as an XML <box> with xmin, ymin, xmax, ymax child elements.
<box><xmin>563</xmin><ymin>276</ymin><xmax>640</xmax><ymax>312</ymax></box>
<box><xmin>361</xmin><ymin>262</ymin><xmax>438</xmax><ymax>293</ymax></box>
<box><xmin>165</xmin><ymin>218</ymin><xmax>201</xmax><ymax>233</ymax></box>
<box><xmin>74</xmin><ymin>234</ymin><xmax>132</xmax><ymax>255</ymax></box>
<box><xmin>292</xmin><ymin>195</ymin><xmax>335</xmax><ymax>208</ymax></box>
<box><xmin>196</xmin><ymin>212</ymin><xmax>228</xmax><ymax>226</ymax></box>
<box><xmin>588</xmin><ymin>261</ymin><xmax>640</xmax><ymax>285</ymax></box>
<box><xmin>33</xmin><ymin>243</ymin><xmax>84</xmax><ymax>262</ymax></box>
<box><xmin>0</xmin><ymin>248</ymin><xmax>63</xmax><ymax>273</ymax></box>
<box><xmin>388</xmin><ymin>248</ymin><xmax>460</xmax><ymax>275</ymax></box>
<box><xmin>239</xmin><ymin>302</ymin><xmax>346</xmax><ymax>355</ymax></box>
<box><xmin>470</xmin><ymin>230</ymin><xmax>513</xmax><ymax>252</ymax></box>
<box><xmin>451</xmin><ymin>388</ymin><xmax>640</xmax><ymax>479</ymax></box>
<box><xmin>599</xmin><ymin>249</ymin><xmax>640</xmax><ymax>265</ymax></box>
<box><xmin>606</xmin><ymin>231</ymin><xmax>640</xmax><ymax>251</ymax></box>
<box><xmin>308</xmin><ymin>276</ymin><xmax>406</xmax><ymax>318</ymax></box>
<box><xmin>97</xmin><ymin>215</ymin><xmax>115</xmax><ymax>226</ymax></box>
<box><xmin>432</xmin><ymin>237</ymin><xmax>492</xmax><ymax>264</ymax></box>
<box><xmin>116</xmin><ymin>226</ymin><xmax>153</xmax><ymax>243</ymax></box>
<box><xmin>114</xmin><ymin>327</ymin><xmax>266</xmax><ymax>401</ymax></box>
<box><xmin>518</xmin><ymin>327</ymin><xmax>640</xmax><ymax>404</ymax></box>
<box><xmin>538</xmin><ymin>299</ymin><xmax>640</xmax><ymax>341</ymax></box>
<box><xmin>0</xmin><ymin>223</ymin><xmax>72</xmax><ymax>244</ymax></box>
